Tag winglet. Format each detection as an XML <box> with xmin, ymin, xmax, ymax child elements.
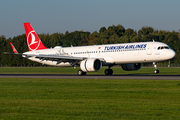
<box><xmin>10</xmin><ymin>42</ymin><xmax>18</xmax><ymax>53</ymax></box>
<box><xmin>4</xmin><ymin>42</ymin><xmax>22</xmax><ymax>55</ymax></box>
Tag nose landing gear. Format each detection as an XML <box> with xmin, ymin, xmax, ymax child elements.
<box><xmin>153</xmin><ymin>62</ymin><xmax>159</xmax><ymax>73</ymax></box>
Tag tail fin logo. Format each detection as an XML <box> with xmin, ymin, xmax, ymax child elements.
<box><xmin>29</xmin><ymin>32</ymin><xmax>37</xmax><ymax>45</ymax></box>
<box><xmin>27</xmin><ymin>31</ymin><xmax>40</xmax><ymax>51</ymax></box>
<box><xmin>24</xmin><ymin>22</ymin><xmax>47</xmax><ymax>51</ymax></box>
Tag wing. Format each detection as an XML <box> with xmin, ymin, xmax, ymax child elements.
<box><xmin>23</xmin><ymin>54</ymin><xmax>85</xmax><ymax>66</ymax></box>
<box><xmin>24</xmin><ymin>54</ymin><xmax>105</xmax><ymax>66</ymax></box>
<box><xmin>31</xmin><ymin>54</ymin><xmax>84</xmax><ymax>61</ymax></box>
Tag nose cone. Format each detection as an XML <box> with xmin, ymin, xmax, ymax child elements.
<box><xmin>168</xmin><ymin>49</ymin><xmax>176</xmax><ymax>59</ymax></box>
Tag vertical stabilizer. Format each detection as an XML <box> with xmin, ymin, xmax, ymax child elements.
<box><xmin>24</xmin><ymin>22</ymin><xmax>47</xmax><ymax>51</ymax></box>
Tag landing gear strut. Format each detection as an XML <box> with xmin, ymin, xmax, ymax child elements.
<box><xmin>104</xmin><ymin>66</ymin><xmax>113</xmax><ymax>75</ymax></box>
<box><xmin>153</xmin><ymin>62</ymin><xmax>159</xmax><ymax>73</ymax></box>
<box><xmin>78</xmin><ymin>70</ymin><xmax>86</xmax><ymax>75</ymax></box>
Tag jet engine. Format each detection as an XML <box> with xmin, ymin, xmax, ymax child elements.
<box><xmin>121</xmin><ymin>63</ymin><xmax>142</xmax><ymax>71</ymax></box>
<box><xmin>80</xmin><ymin>59</ymin><xmax>102</xmax><ymax>72</ymax></box>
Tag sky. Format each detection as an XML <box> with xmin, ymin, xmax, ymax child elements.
<box><xmin>0</xmin><ymin>0</ymin><xmax>180</xmax><ymax>39</ymax></box>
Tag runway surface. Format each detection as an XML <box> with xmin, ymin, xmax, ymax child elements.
<box><xmin>0</xmin><ymin>73</ymin><xmax>180</xmax><ymax>80</ymax></box>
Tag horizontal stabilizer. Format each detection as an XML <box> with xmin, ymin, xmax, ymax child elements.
<box><xmin>4</xmin><ymin>52</ymin><xmax>22</xmax><ymax>55</ymax></box>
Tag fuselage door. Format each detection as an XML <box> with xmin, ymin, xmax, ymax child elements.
<box><xmin>147</xmin><ymin>43</ymin><xmax>153</xmax><ymax>55</ymax></box>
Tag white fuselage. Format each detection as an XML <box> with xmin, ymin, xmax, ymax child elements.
<box><xmin>23</xmin><ymin>41</ymin><xmax>176</xmax><ymax>66</ymax></box>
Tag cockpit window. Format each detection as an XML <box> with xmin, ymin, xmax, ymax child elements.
<box><xmin>157</xmin><ymin>46</ymin><xmax>169</xmax><ymax>50</ymax></box>
<box><xmin>164</xmin><ymin>46</ymin><xmax>169</xmax><ymax>49</ymax></box>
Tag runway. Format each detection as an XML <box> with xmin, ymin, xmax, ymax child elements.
<box><xmin>0</xmin><ymin>73</ymin><xmax>180</xmax><ymax>80</ymax></box>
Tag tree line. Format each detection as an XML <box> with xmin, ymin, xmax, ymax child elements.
<box><xmin>0</xmin><ymin>24</ymin><xmax>179</xmax><ymax>67</ymax></box>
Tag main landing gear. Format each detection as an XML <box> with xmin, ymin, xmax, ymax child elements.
<box><xmin>77</xmin><ymin>70</ymin><xmax>86</xmax><ymax>75</ymax></box>
<box><xmin>104</xmin><ymin>66</ymin><xmax>113</xmax><ymax>75</ymax></box>
<box><xmin>153</xmin><ymin>62</ymin><xmax>159</xmax><ymax>73</ymax></box>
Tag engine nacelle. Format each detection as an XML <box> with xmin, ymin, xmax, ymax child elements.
<box><xmin>121</xmin><ymin>63</ymin><xmax>142</xmax><ymax>71</ymax></box>
<box><xmin>80</xmin><ymin>59</ymin><xmax>102</xmax><ymax>72</ymax></box>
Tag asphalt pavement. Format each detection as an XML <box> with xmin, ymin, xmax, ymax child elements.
<box><xmin>0</xmin><ymin>73</ymin><xmax>180</xmax><ymax>80</ymax></box>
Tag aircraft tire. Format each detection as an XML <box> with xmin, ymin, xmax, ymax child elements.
<box><xmin>154</xmin><ymin>70</ymin><xmax>159</xmax><ymax>73</ymax></box>
<box><xmin>104</xmin><ymin>69</ymin><xmax>113</xmax><ymax>75</ymax></box>
<box><xmin>78</xmin><ymin>70</ymin><xmax>86</xmax><ymax>75</ymax></box>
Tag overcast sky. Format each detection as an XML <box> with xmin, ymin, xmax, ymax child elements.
<box><xmin>1</xmin><ymin>0</ymin><xmax>180</xmax><ymax>38</ymax></box>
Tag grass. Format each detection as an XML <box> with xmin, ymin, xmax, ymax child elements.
<box><xmin>1</xmin><ymin>78</ymin><xmax>180</xmax><ymax>119</ymax></box>
<box><xmin>0</xmin><ymin>67</ymin><xmax>180</xmax><ymax>74</ymax></box>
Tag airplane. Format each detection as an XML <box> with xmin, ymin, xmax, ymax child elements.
<box><xmin>5</xmin><ymin>22</ymin><xmax>176</xmax><ymax>75</ymax></box>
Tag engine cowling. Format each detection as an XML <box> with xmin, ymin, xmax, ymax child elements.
<box><xmin>80</xmin><ymin>59</ymin><xmax>102</xmax><ymax>72</ymax></box>
<box><xmin>121</xmin><ymin>63</ymin><xmax>142</xmax><ymax>71</ymax></box>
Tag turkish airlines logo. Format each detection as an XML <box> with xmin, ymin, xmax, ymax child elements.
<box><xmin>27</xmin><ymin>31</ymin><xmax>40</xmax><ymax>51</ymax></box>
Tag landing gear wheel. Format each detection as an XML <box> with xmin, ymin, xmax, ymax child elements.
<box><xmin>105</xmin><ymin>69</ymin><xmax>109</xmax><ymax>75</ymax></box>
<box><xmin>154</xmin><ymin>70</ymin><xmax>159</xmax><ymax>74</ymax></box>
<box><xmin>104</xmin><ymin>69</ymin><xmax>113</xmax><ymax>75</ymax></box>
<box><xmin>78</xmin><ymin>70</ymin><xmax>86</xmax><ymax>75</ymax></box>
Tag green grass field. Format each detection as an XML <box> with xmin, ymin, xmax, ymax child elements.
<box><xmin>0</xmin><ymin>67</ymin><xmax>180</xmax><ymax>119</ymax></box>
<box><xmin>0</xmin><ymin>67</ymin><xmax>180</xmax><ymax>74</ymax></box>
<box><xmin>1</xmin><ymin>78</ymin><xmax>180</xmax><ymax>120</ymax></box>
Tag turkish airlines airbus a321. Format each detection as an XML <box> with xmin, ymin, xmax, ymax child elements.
<box><xmin>5</xmin><ymin>22</ymin><xmax>176</xmax><ymax>75</ymax></box>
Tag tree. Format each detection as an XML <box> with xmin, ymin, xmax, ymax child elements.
<box><xmin>178</xmin><ymin>29</ymin><xmax>180</xmax><ymax>39</ymax></box>
<box><xmin>0</xmin><ymin>35</ymin><xmax>6</xmax><ymax>40</ymax></box>
<box><xmin>138</xmin><ymin>26</ymin><xmax>154</xmax><ymax>36</ymax></box>
<box><xmin>99</xmin><ymin>31</ymin><xmax>109</xmax><ymax>44</ymax></box>
<box><xmin>89</xmin><ymin>31</ymin><xmax>100</xmax><ymax>45</ymax></box>
<box><xmin>109</xmin><ymin>33</ymin><xmax>119</xmax><ymax>44</ymax></box>
<box><xmin>99</xmin><ymin>27</ymin><xmax>106</xmax><ymax>33</ymax></box>
<box><xmin>1</xmin><ymin>24</ymin><xmax>180</xmax><ymax>66</ymax></box>
<box><xmin>108</xmin><ymin>24</ymin><xmax>125</xmax><ymax>37</ymax></box>
<box><xmin>119</xmin><ymin>36</ymin><xmax>129</xmax><ymax>43</ymax></box>
<box><xmin>124</xmin><ymin>28</ymin><xmax>137</xmax><ymax>37</ymax></box>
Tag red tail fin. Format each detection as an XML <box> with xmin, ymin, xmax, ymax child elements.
<box><xmin>24</xmin><ymin>22</ymin><xmax>47</xmax><ymax>51</ymax></box>
<box><xmin>10</xmin><ymin>42</ymin><xmax>18</xmax><ymax>53</ymax></box>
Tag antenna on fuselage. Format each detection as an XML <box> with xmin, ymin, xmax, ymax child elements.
<box><xmin>153</xmin><ymin>39</ymin><xmax>155</xmax><ymax>42</ymax></box>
